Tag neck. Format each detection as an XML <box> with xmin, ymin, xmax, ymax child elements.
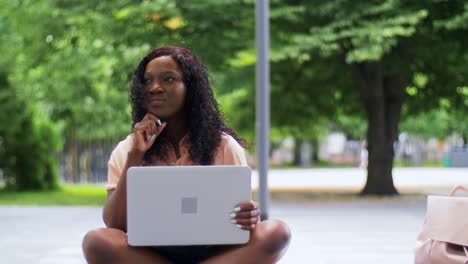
<box><xmin>165</xmin><ymin>117</ymin><xmax>188</xmax><ymax>145</ymax></box>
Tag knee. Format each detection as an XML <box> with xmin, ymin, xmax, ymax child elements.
<box><xmin>82</xmin><ymin>228</ymin><xmax>121</xmax><ymax>263</ymax></box>
<box><xmin>256</xmin><ymin>219</ymin><xmax>291</xmax><ymax>255</ymax></box>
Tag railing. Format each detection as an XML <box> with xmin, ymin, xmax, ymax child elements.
<box><xmin>1</xmin><ymin>140</ymin><xmax>465</xmax><ymax>188</ymax></box>
<box><xmin>59</xmin><ymin>139</ymin><xmax>118</xmax><ymax>184</ymax></box>
<box><xmin>449</xmin><ymin>145</ymin><xmax>468</xmax><ymax>167</ymax></box>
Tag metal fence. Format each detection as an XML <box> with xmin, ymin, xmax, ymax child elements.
<box><xmin>1</xmin><ymin>139</ymin><xmax>466</xmax><ymax>188</ymax></box>
<box><xmin>58</xmin><ymin>139</ymin><xmax>118</xmax><ymax>184</ymax></box>
<box><xmin>449</xmin><ymin>145</ymin><xmax>468</xmax><ymax>167</ymax></box>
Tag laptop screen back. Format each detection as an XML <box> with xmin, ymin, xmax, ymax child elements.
<box><xmin>126</xmin><ymin>165</ymin><xmax>251</xmax><ymax>246</ymax></box>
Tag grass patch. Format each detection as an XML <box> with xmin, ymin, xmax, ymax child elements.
<box><xmin>253</xmin><ymin>190</ymin><xmax>427</xmax><ymax>204</ymax></box>
<box><xmin>393</xmin><ymin>160</ymin><xmax>444</xmax><ymax>168</ymax></box>
<box><xmin>0</xmin><ymin>184</ymin><xmax>429</xmax><ymax>206</ymax></box>
<box><xmin>0</xmin><ymin>185</ymin><xmax>106</xmax><ymax>206</ymax></box>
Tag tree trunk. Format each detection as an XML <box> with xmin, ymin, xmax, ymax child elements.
<box><xmin>352</xmin><ymin>60</ymin><xmax>406</xmax><ymax>195</ymax></box>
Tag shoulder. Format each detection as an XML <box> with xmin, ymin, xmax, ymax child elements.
<box><xmin>215</xmin><ymin>133</ymin><xmax>247</xmax><ymax>165</ymax></box>
<box><xmin>109</xmin><ymin>134</ymin><xmax>133</xmax><ymax>163</ymax></box>
<box><xmin>115</xmin><ymin>134</ymin><xmax>133</xmax><ymax>152</ymax></box>
<box><xmin>220</xmin><ymin>133</ymin><xmax>243</xmax><ymax>151</ymax></box>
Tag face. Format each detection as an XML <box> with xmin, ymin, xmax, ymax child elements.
<box><xmin>143</xmin><ymin>56</ymin><xmax>186</xmax><ymax>121</ymax></box>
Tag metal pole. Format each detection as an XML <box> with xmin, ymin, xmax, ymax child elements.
<box><xmin>256</xmin><ymin>0</ymin><xmax>270</xmax><ymax>221</ymax></box>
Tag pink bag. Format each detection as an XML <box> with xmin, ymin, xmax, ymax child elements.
<box><xmin>415</xmin><ymin>186</ymin><xmax>468</xmax><ymax>264</ymax></box>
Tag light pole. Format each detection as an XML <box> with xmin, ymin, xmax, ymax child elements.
<box><xmin>255</xmin><ymin>0</ymin><xmax>270</xmax><ymax>221</ymax></box>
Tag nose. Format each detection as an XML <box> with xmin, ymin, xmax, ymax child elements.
<box><xmin>147</xmin><ymin>81</ymin><xmax>163</xmax><ymax>94</ymax></box>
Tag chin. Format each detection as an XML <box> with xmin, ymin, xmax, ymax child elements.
<box><xmin>147</xmin><ymin>109</ymin><xmax>169</xmax><ymax>120</ymax></box>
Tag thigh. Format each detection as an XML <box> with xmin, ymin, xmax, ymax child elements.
<box><xmin>200</xmin><ymin>220</ymin><xmax>290</xmax><ymax>264</ymax></box>
<box><xmin>155</xmin><ymin>245</ymin><xmax>233</xmax><ymax>264</ymax></box>
<box><xmin>84</xmin><ymin>228</ymin><xmax>173</xmax><ymax>264</ymax></box>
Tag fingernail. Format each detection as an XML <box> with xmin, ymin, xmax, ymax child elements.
<box><xmin>236</xmin><ymin>224</ymin><xmax>242</xmax><ymax>229</ymax></box>
<box><xmin>157</xmin><ymin>119</ymin><xmax>162</xmax><ymax>126</ymax></box>
<box><xmin>149</xmin><ymin>134</ymin><xmax>156</xmax><ymax>141</ymax></box>
<box><xmin>229</xmin><ymin>213</ymin><xmax>236</xmax><ymax>218</ymax></box>
<box><xmin>230</xmin><ymin>219</ymin><xmax>237</xmax><ymax>224</ymax></box>
<box><xmin>234</xmin><ymin>207</ymin><xmax>241</xmax><ymax>212</ymax></box>
<box><xmin>251</xmin><ymin>224</ymin><xmax>256</xmax><ymax>229</ymax></box>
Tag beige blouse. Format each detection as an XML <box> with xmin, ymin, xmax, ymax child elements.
<box><xmin>106</xmin><ymin>133</ymin><xmax>247</xmax><ymax>191</ymax></box>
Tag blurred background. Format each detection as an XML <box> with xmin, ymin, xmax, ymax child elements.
<box><xmin>0</xmin><ymin>0</ymin><xmax>467</xmax><ymax>263</ymax></box>
<box><xmin>1</xmin><ymin>0</ymin><xmax>466</xmax><ymax>191</ymax></box>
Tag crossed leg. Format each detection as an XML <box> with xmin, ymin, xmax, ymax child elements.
<box><xmin>82</xmin><ymin>228</ymin><xmax>171</xmax><ymax>264</ymax></box>
<box><xmin>82</xmin><ymin>219</ymin><xmax>290</xmax><ymax>264</ymax></box>
<box><xmin>202</xmin><ymin>219</ymin><xmax>291</xmax><ymax>264</ymax></box>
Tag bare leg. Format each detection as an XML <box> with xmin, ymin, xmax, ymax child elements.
<box><xmin>201</xmin><ymin>219</ymin><xmax>291</xmax><ymax>264</ymax></box>
<box><xmin>82</xmin><ymin>228</ymin><xmax>172</xmax><ymax>264</ymax></box>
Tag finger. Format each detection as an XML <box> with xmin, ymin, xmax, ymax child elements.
<box><xmin>147</xmin><ymin>113</ymin><xmax>162</xmax><ymax>125</ymax></box>
<box><xmin>155</xmin><ymin>118</ymin><xmax>162</xmax><ymax>126</ymax></box>
<box><xmin>235</xmin><ymin>223</ymin><xmax>256</xmax><ymax>231</ymax></box>
<box><xmin>142</xmin><ymin>121</ymin><xmax>164</xmax><ymax>145</ymax></box>
<box><xmin>156</xmin><ymin>121</ymin><xmax>167</xmax><ymax>135</ymax></box>
<box><xmin>133</xmin><ymin>122</ymin><xmax>146</xmax><ymax>132</ymax></box>
<box><xmin>134</xmin><ymin>130</ymin><xmax>145</xmax><ymax>144</ymax></box>
<box><xmin>230</xmin><ymin>210</ymin><xmax>259</xmax><ymax>219</ymax></box>
<box><xmin>142</xmin><ymin>114</ymin><xmax>153</xmax><ymax>121</ymax></box>
<box><xmin>145</xmin><ymin>124</ymin><xmax>153</xmax><ymax>142</ymax></box>
<box><xmin>231</xmin><ymin>217</ymin><xmax>258</xmax><ymax>226</ymax></box>
<box><xmin>149</xmin><ymin>119</ymin><xmax>166</xmax><ymax>142</ymax></box>
<box><xmin>146</xmin><ymin>115</ymin><xmax>163</xmax><ymax>134</ymax></box>
<box><xmin>233</xmin><ymin>202</ymin><xmax>257</xmax><ymax>213</ymax></box>
<box><xmin>133</xmin><ymin>125</ymin><xmax>147</xmax><ymax>140</ymax></box>
<box><xmin>250</xmin><ymin>200</ymin><xmax>258</xmax><ymax>208</ymax></box>
<box><xmin>148</xmin><ymin>119</ymin><xmax>157</xmax><ymax>137</ymax></box>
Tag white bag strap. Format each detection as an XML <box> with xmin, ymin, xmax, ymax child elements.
<box><xmin>449</xmin><ymin>186</ymin><xmax>468</xmax><ymax>197</ymax></box>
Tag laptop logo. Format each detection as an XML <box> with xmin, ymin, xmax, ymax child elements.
<box><xmin>181</xmin><ymin>197</ymin><xmax>197</xmax><ymax>214</ymax></box>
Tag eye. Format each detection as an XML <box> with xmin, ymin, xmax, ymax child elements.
<box><xmin>142</xmin><ymin>77</ymin><xmax>152</xmax><ymax>85</ymax></box>
<box><xmin>163</xmin><ymin>77</ymin><xmax>176</xmax><ymax>83</ymax></box>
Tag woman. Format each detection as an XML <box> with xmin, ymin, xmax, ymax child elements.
<box><xmin>82</xmin><ymin>46</ymin><xmax>291</xmax><ymax>264</ymax></box>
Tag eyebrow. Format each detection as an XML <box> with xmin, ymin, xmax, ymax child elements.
<box><xmin>144</xmin><ymin>71</ymin><xmax>180</xmax><ymax>77</ymax></box>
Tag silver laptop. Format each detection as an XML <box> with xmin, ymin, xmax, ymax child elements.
<box><xmin>126</xmin><ymin>165</ymin><xmax>251</xmax><ymax>246</ymax></box>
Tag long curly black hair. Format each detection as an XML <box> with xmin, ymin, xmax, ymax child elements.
<box><xmin>129</xmin><ymin>46</ymin><xmax>245</xmax><ymax>165</ymax></box>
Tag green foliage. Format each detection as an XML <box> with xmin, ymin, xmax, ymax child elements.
<box><xmin>401</xmin><ymin>106</ymin><xmax>468</xmax><ymax>140</ymax></box>
<box><xmin>0</xmin><ymin>0</ymin><xmax>63</xmax><ymax>190</ymax></box>
<box><xmin>0</xmin><ymin>85</ymin><xmax>62</xmax><ymax>191</ymax></box>
<box><xmin>334</xmin><ymin>114</ymin><xmax>367</xmax><ymax>140</ymax></box>
<box><xmin>3</xmin><ymin>0</ymin><xmax>183</xmax><ymax>142</ymax></box>
<box><xmin>264</xmin><ymin>0</ymin><xmax>468</xmax><ymax>144</ymax></box>
<box><xmin>400</xmin><ymin>108</ymin><xmax>450</xmax><ymax>140</ymax></box>
<box><xmin>1</xmin><ymin>0</ymin><xmax>467</xmax><ymax>193</ymax></box>
<box><xmin>271</xmin><ymin>0</ymin><xmax>427</xmax><ymax>62</ymax></box>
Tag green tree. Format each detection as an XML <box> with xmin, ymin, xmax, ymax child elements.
<box><xmin>0</xmin><ymin>73</ymin><xmax>61</xmax><ymax>190</ymax></box>
<box><xmin>265</xmin><ymin>0</ymin><xmax>468</xmax><ymax>195</ymax></box>
<box><xmin>1</xmin><ymin>0</ymin><xmax>188</xmax><ymax>183</ymax></box>
<box><xmin>0</xmin><ymin>1</ymin><xmax>62</xmax><ymax>190</ymax></box>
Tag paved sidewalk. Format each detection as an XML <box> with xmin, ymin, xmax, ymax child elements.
<box><xmin>1</xmin><ymin>198</ymin><xmax>428</xmax><ymax>264</ymax></box>
<box><xmin>2</xmin><ymin>167</ymin><xmax>467</xmax><ymax>263</ymax></box>
<box><xmin>276</xmin><ymin>199</ymin><xmax>427</xmax><ymax>264</ymax></box>
<box><xmin>252</xmin><ymin>167</ymin><xmax>468</xmax><ymax>192</ymax></box>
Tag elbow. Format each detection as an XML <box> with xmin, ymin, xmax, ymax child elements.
<box><xmin>102</xmin><ymin>206</ymin><xmax>111</xmax><ymax>227</ymax></box>
<box><xmin>102</xmin><ymin>206</ymin><xmax>126</xmax><ymax>231</ymax></box>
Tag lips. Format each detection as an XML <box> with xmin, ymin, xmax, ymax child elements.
<box><xmin>148</xmin><ymin>97</ymin><xmax>166</xmax><ymax>106</ymax></box>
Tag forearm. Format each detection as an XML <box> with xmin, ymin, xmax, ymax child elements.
<box><xmin>103</xmin><ymin>152</ymin><xmax>143</xmax><ymax>231</ymax></box>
